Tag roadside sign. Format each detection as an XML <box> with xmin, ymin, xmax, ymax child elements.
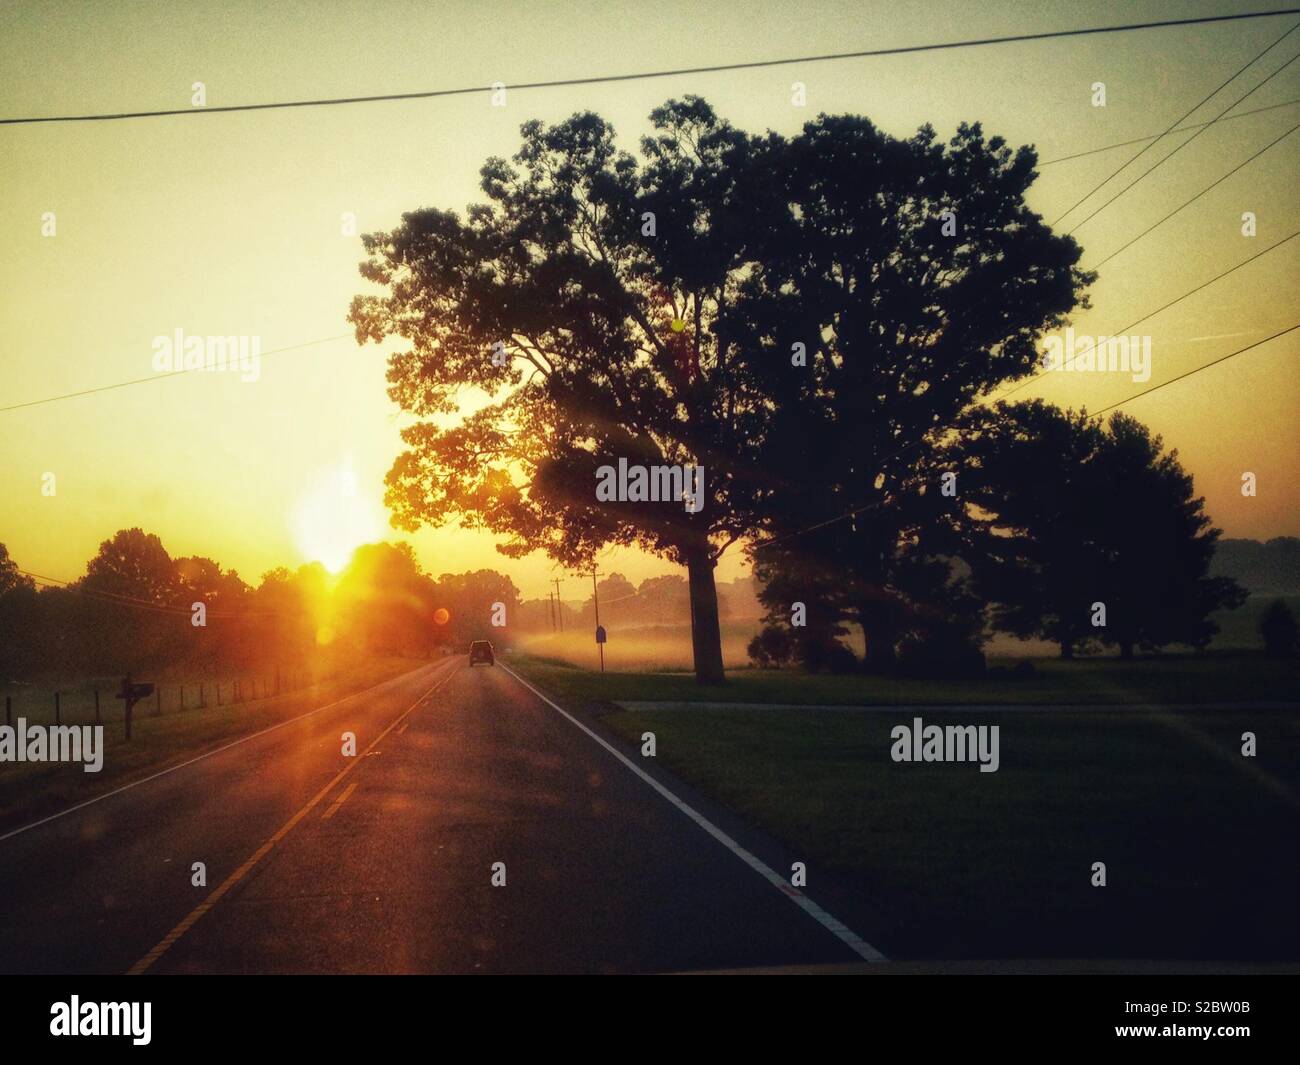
<box><xmin>595</xmin><ymin>625</ymin><xmax>607</xmax><ymax>644</ymax></box>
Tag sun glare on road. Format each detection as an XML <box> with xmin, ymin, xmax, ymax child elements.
<box><xmin>293</xmin><ymin>466</ymin><xmax>385</xmax><ymax>573</ymax></box>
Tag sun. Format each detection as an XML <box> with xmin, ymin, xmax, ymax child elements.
<box><xmin>292</xmin><ymin>466</ymin><xmax>385</xmax><ymax>573</ymax></box>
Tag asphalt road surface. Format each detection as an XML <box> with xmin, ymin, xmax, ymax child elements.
<box><xmin>0</xmin><ymin>658</ymin><xmax>878</xmax><ymax>974</ymax></box>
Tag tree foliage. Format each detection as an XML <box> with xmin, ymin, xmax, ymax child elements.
<box><xmin>951</xmin><ymin>401</ymin><xmax>1246</xmax><ymax>657</ymax></box>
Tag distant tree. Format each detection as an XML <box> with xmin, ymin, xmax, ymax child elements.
<box><xmin>0</xmin><ymin>544</ymin><xmax>39</xmax><ymax>679</ymax></box>
<box><xmin>952</xmin><ymin>401</ymin><xmax>1246</xmax><ymax>657</ymax></box>
<box><xmin>1259</xmin><ymin>599</ymin><xmax>1298</xmax><ymax>658</ymax></box>
<box><xmin>249</xmin><ymin>565</ymin><xmax>321</xmax><ymax>663</ymax></box>
<box><xmin>634</xmin><ymin>574</ymin><xmax>690</xmax><ymax>625</ymax></box>
<box><xmin>1211</xmin><ymin>537</ymin><xmax>1300</xmax><ymax>593</ymax></box>
<box><xmin>0</xmin><ymin>543</ymin><xmax>30</xmax><ymax>596</ymax></box>
<box><xmin>580</xmin><ymin>572</ymin><xmax>637</xmax><ymax>627</ymax></box>
<box><xmin>718</xmin><ymin>575</ymin><xmax>763</xmax><ymax>619</ymax></box>
<box><xmin>81</xmin><ymin>528</ymin><xmax>177</xmax><ymax>603</ymax></box>
<box><xmin>516</xmin><ymin>597</ymin><xmax>557</xmax><ymax>633</ymax></box>
<box><xmin>337</xmin><ymin>542</ymin><xmax>437</xmax><ymax>655</ymax></box>
<box><xmin>432</xmin><ymin>569</ymin><xmax>522</xmax><ymax>648</ymax></box>
<box><xmin>173</xmin><ymin>556</ymin><xmax>250</xmax><ymax>610</ymax></box>
<box><xmin>63</xmin><ymin>529</ymin><xmax>184</xmax><ymax>671</ymax></box>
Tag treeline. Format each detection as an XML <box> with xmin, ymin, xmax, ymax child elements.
<box><xmin>748</xmin><ymin>403</ymin><xmax>1249</xmax><ymax>674</ymax></box>
<box><xmin>0</xmin><ymin>531</ymin><xmax>520</xmax><ymax>682</ymax></box>
<box><xmin>1211</xmin><ymin>537</ymin><xmax>1300</xmax><ymax>592</ymax></box>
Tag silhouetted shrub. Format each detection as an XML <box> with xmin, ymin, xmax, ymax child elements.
<box><xmin>895</xmin><ymin>625</ymin><xmax>986</xmax><ymax>679</ymax></box>
<box><xmin>1260</xmin><ymin>599</ymin><xmax>1298</xmax><ymax>658</ymax></box>
<box><xmin>747</xmin><ymin>626</ymin><xmax>795</xmax><ymax>669</ymax></box>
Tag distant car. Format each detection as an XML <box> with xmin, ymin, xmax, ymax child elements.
<box><xmin>468</xmin><ymin>640</ymin><xmax>495</xmax><ymax>666</ymax></box>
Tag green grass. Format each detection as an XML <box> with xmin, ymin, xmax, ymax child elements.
<box><xmin>509</xmin><ymin>650</ymin><xmax>1299</xmax><ymax>706</ymax></box>
<box><xmin>0</xmin><ymin>655</ymin><xmax>426</xmax><ymax>832</ymax></box>
<box><xmin>510</xmin><ymin>654</ymin><xmax>1300</xmax><ymax>958</ymax></box>
<box><xmin>596</xmin><ymin>703</ymin><xmax>1300</xmax><ymax>958</ymax></box>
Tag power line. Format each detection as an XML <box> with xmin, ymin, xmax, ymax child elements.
<box><xmin>7</xmin><ymin>116</ymin><xmax>1290</xmax><ymax>420</ymax></box>
<box><xmin>1086</xmin><ymin>322</ymin><xmax>1299</xmax><ymax>417</ymax></box>
<box><xmin>1051</xmin><ymin>19</ymin><xmax>1300</xmax><ymax>226</ymax></box>
<box><xmin>12</xmin><ymin>123</ymin><xmax>1292</xmax><ymax>420</ymax></box>
<box><xmin>750</xmin><ymin>501</ymin><xmax>882</xmax><ymax>554</ymax></box>
<box><xmin>752</xmin><ymin>320</ymin><xmax>1299</xmax><ymax>554</ymax></box>
<box><xmin>1037</xmin><ymin>97</ymin><xmax>1300</xmax><ymax>165</ymax></box>
<box><xmin>18</xmin><ymin>569</ymin><xmax>278</xmax><ymax>619</ymax></box>
<box><xmin>5</xmin><ymin>21</ymin><xmax>1295</xmax><ymax>416</ymax></box>
<box><xmin>0</xmin><ymin>334</ymin><xmax>353</xmax><ymax>414</ymax></box>
<box><xmin>1065</xmin><ymin>44</ymin><xmax>1300</xmax><ymax>234</ymax></box>
<box><xmin>1092</xmin><ymin>119</ymin><xmax>1300</xmax><ymax>268</ymax></box>
<box><xmin>995</xmin><ymin>228</ymin><xmax>1299</xmax><ymax>399</ymax></box>
<box><xmin>3</xmin><ymin>10</ymin><xmax>1298</xmax><ymax>126</ymax></box>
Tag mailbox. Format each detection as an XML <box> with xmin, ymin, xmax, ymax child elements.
<box><xmin>115</xmin><ymin>675</ymin><xmax>154</xmax><ymax>741</ymax></box>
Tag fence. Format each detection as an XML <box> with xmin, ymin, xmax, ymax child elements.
<box><xmin>1</xmin><ymin>665</ymin><xmax>325</xmax><ymax>738</ymax></box>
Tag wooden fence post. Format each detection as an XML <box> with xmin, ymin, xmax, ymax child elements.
<box><xmin>5</xmin><ymin>695</ymin><xmax>10</xmax><ymax>727</ymax></box>
<box><xmin>94</xmin><ymin>688</ymin><xmax>101</xmax><ymax>724</ymax></box>
<box><xmin>199</xmin><ymin>683</ymin><xmax>205</xmax><ymax>709</ymax></box>
<box><xmin>155</xmin><ymin>687</ymin><xmax>161</xmax><ymax>716</ymax></box>
<box><xmin>54</xmin><ymin>691</ymin><xmax>60</xmax><ymax>725</ymax></box>
<box><xmin>180</xmin><ymin>686</ymin><xmax>185</xmax><ymax>711</ymax></box>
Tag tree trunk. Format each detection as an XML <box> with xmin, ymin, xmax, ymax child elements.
<box><xmin>686</xmin><ymin>550</ymin><xmax>726</xmax><ymax>685</ymax></box>
<box><xmin>860</xmin><ymin>601</ymin><xmax>898</xmax><ymax>674</ymax></box>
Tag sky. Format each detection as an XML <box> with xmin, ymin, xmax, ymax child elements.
<box><xmin>1</xmin><ymin>0</ymin><xmax>1297</xmax><ymax>601</ymax></box>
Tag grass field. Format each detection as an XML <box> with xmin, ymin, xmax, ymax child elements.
<box><xmin>597</xmin><ymin>702</ymin><xmax>1300</xmax><ymax>959</ymax></box>
<box><xmin>0</xmin><ymin>654</ymin><xmax>427</xmax><ymax>833</ymax></box>
<box><xmin>508</xmin><ymin>650</ymin><xmax>1299</xmax><ymax>706</ymax></box>
<box><xmin>510</xmin><ymin>653</ymin><xmax>1300</xmax><ymax>960</ymax></box>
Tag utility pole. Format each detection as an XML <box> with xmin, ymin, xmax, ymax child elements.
<box><xmin>552</xmin><ymin>578</ymin><xmax>564</xmax><ymax>632</ymax></box>
<box><xmin>591</xmin><ymin>565</ymin><xmax>604</xmax><ymax>673</ymax></box>
<box><xmin>548</xmin><ymin>590</ymin><xmax>556</xmax><ymax>631</ymax></box>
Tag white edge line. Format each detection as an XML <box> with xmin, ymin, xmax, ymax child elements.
<box><xmin>499</xmin><ymin>663</ymin><xmax>887</xmax><ymax>963</ymax></box>
<box><xmin>0</xmin><ymin>658</ymin><xmax>453</xmax><ymax>844</ymax></box>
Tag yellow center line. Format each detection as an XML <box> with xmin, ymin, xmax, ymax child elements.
<box><xmin>126</xmin><ymin>660</ymin><xmax>460</xmax><ymax>975</ymax></box>
<box><xmin>320</xmin><ymin>780</ymin><xmax>359</xmax><ymax>821</ymax></box>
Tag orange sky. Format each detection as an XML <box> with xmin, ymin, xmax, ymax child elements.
<box><xmin>1</xmin><ymin>0</ymin><xmax>1297</xmax><ymax>600</ymax></box>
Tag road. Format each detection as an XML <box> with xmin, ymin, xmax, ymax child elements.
<box><xmin>0</xmin><ymin>658</ymin><xmax>878</xmax><ymax>973</ymax></box>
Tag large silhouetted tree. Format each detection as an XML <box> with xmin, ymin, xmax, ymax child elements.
<box><xmin>735</xmin><ymin>117</ymin><xmax>1093</xmax><ymax>671</ymax></box>
<box><xmin>351</xmin><ymin>99</ymin><xmax>1091</xmax><ymax>682</ymax></box>
<box><xmin>351</xmin><ymin>98</ymin><xmax>787</xmax><ymax>683</ymax></box>
<box><xmin>951</xmin><ymin>401</ymin><xmax>1246</xmax><ymax>657</ymax></box>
